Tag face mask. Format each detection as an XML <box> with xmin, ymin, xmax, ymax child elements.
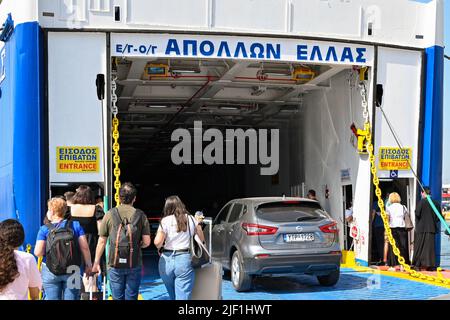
<box><xmin>46</xmin><ymin>210</ymin><xmax>52</xmax><ymax>221</ymax></box>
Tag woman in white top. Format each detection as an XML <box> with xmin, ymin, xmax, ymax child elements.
<box><xmin>385</xmin><ymin>192</ymin><xmax>411</xmax><ymax>268</ymax></box>
<box><xmin>154</xmin><ymin>196</ymin><xmax>205</xmax><ymax>300</ymax></box>
<box><xmin>0</xmin><ymin>219</ymin><xmax>42</xmax><ymax>300</ymax></box>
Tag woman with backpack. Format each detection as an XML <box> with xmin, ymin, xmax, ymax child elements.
<box><xmin>34</xmin><ymin>197</ymin><xmax>92</xmax><ymax>300</ymax></box>
<box><xmin>0</xmin><ymin>219</ymin><xmax>42</xmax><ymax>300</ymax></box>
<box><xmin>69</xmin><ymin>185</ymin><xmax>105</xmax><ymax>291</ymax></box>
<box><xmin>154</xmin><ymin>196</ymin><xmax>205</xmax><ymax>300</ymax></box>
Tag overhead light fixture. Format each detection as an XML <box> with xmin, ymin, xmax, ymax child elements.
<box><xmin>148</xmin><ymin>105</ymin><xmax>168</xmax><ymax>108</ymax></box>
<box><xmin>219</xmin><ymin>106</ymin><xmax>238</xmax><ymax>110</ymax></box>
<box><xmin>263</xmin><ymin>70</ymin><xmax>291</xmax><ymax>76</ymax></box>
<box><xmin>171</xmin><ymin>69</ymin><xmax>200</xmax><ymax>74</ymax></box>
<box><xmin>51</xmin><ymin>183</ymin><xmax>70</xmax><ymax>187</ymax></box>
<box><xmin>170</xmin><ymin>64</ymin><xmax>201</xmax><ymax>74</ymax></box>
<box><xmin>279</xmin><ymin>107</ymin><xmax>299</xmax><ymax>113</ymax></box>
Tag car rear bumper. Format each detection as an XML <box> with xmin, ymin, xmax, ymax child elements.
<box><xmin>243</xmin><ymin>252</ymin><xmax>341</xmax><ymax>276</ymax></box>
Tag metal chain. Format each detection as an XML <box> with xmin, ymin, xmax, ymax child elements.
<box><xmin>111</xmin><ymin>73</ymin><xmax>121</xmax><ymax>206</ymax></box>
<box><xmin>358</xmin><ymin>81</ymin><xmax>369</xmax><ymax>123</ymax></box>
<box><xmin>358</xmin><ymin>82</ymin><xmax>449</xmax><ymax>286</ymax></box>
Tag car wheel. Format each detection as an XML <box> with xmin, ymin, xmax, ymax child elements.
<box><xmin>231</xmin><ymin>250</ymin><xmax>253</xmax><ymax>292</ymax></box>
<box><xmin>317</xmin><ymin>269</ymin><xmax>340</xmax><ymax>286</ymax></box>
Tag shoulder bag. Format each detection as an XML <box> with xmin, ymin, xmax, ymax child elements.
<box><xmin>403</xmin><ymin>205</ymin><xmax>414</xmax><ymax>231</ymax></box>
<box><xmin>188</xmin><ymin>215</ymin><xmax>210</xmax><ymax>268</ymax></box>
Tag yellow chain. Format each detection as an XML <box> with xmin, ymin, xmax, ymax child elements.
<box><xmin>365</xmin><ymin>121</ymin><xmax>450</xmax><ymax>286</ymax></box>
<box><xmin>112</xmin><ymin>115</ymin><xmax>121</xmax><ymax>206</ymax></box>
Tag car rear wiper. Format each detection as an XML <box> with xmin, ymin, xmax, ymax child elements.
<box><xmin>296</xmin><ymin>216</ymin><xmax>320</xmax><ymax>222</ymax></box>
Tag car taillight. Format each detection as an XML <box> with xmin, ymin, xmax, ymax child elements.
<box><xmin>242</xmin><ymin>223</ymin><xmax>278</xmax><ymax>236</ymax></box>
<box><xmin>320</xmin><ymin>222</ymin><xmax>338</xmax><ymax>233</ymax></box>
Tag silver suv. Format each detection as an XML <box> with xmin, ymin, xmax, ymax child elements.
<box><xmin>208</xmin><ymin>197</ymin><xmax>341</xmax><ymax>291</ymax></box>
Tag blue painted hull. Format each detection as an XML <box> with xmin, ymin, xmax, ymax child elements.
<box><xmin>0</xmin><ymin>21</ymin><xmax>45</xmax><ymax>247</ymax></box>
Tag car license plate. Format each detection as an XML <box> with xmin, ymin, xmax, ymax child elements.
<box><xmin>284</xmin><ymin>233</ymin><xmax>315</xmax><ymax>242</ymax></box>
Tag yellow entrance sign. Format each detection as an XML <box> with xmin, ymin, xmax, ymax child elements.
<box><xmin>56</xmin><ymin>147</ymin><xmax>100</xmax><ymax>173</ymax></box>
<box><xmin>378</xmin><ymin>147</ymin><xmax>412</xmax><ymax>171</ymax></box>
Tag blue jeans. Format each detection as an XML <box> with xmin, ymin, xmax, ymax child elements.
<box><xmin>159</xmin><ymin>252</ymin><xmax>195</xmax><ymax>300</ymax></box>
<box><xmin>42</xmin><ymin>264</ymin><xmax>80</xmax><ymax>300</ymax></box>
<box><xmin>108</xmin><ymin>267</ymin><xmax>142</xmax><ymax>300</ymax></box>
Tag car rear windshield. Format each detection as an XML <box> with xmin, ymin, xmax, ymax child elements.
<box><xmin>256</xmin><ymin>201</ymin><xmax>329</xmax><ymax>223</ymax></box>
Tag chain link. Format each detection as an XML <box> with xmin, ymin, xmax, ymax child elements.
<box><xmin>111</xmin><ymin>73</ymin><xmax>121</xmax><ymax>206</ymax></box>
<box><xmin>358</xmin><ymin>81</ymin><xmax>450</xmax><ymax>286</ymax></box>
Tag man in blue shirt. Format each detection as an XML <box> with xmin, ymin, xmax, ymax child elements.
<box><xmin>34</xmin><ymin>197</ymin><xmax>92</xmax><ymax>300</ymax></box>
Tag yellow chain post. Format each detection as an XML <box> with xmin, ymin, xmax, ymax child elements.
<box><xmin>26</xmin><ymin>245</ymin><xmax>44</xmax><ymax>300</ymax></box>
<box><xmin>37</xmin><ymin>256</ymin><xmax>43</xmax><ymax>300</ymax></box>
<box><xmin>364</xmin><ymin>121</ymin><xmax>450</xmax><ymax>286</ymax></box>
<box><xmin>26</xmin><ymin>245</ymin><xmax>32</xmax><ymax>300</ymax></box>
<box><xmin>112</xmin><ymin>115</ymin><xmax>121</xmax><ymax>206</ymax></box>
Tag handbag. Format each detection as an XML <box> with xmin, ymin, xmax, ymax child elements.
<box><xmin>403</xmin><ymin>205</ymin><xmax>414</xmax><ymax>231</ymax></box>
<box><xmin>80</xmin><ymin>275</ymin><xmax>105</xmax><ymax>300</ymax></box>
<box><xmin>188</xmin><ymin>215</ymin><xmax>210</xmax><ymax>268</ymax></box>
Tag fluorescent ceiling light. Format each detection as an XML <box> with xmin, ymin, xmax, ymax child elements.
<box><xmin>171</xmin><ymin>68</ymin><xmax>200</xmax><ymax>74</ymax></box>
<box><xmin>262</xmin><ymin>69</ymin><xmax>291</xmax><ymax>76</ymax></box>
<box><xmin>148</xmin><ymin>105</ymin><xmax>168</xmax><ymax>108</ymax></box>
<box><xmin>279</xmin><ymin>108</ymin><xmax>299</xmax><ymax>113</ymax></box>
<box><xmin>219</xmin><ymin>106</ymin><xmax>238</xmax><ymax>110</ymax></box>
<box><xmin>264</xmin><ymin>72</ymin><xmax>290</xmax><ymax>76</ymax></box>
<box><xmin>51</xmin><ymin>183</ymin><xmax>70</xmax><ymax>187</ymax></box>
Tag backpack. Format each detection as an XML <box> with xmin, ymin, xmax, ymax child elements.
<box><xmin>45</xmin><ymin>220</ymin><xmax>81</xmax><ymax>275</ymax></box>
<box><xmin>108</xmin><ymin>207</ymin><xmax>143</xmax><ymax>269</ymax></box>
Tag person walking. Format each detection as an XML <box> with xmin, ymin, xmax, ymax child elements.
<box><xmin>64</xmin><ymin>191</ymin><xmax>75</xmax><ymax>219</ymax></box>
<box><xmin>371</xmin><ymin>198</ymin><xmax>385</xmax><ymax>265</ymax></box>
<box><xmin>34</xmin><ymin>197</ymin><xmax>92</xmax><ymax>300</ymax></box>
<box><xmin>69</xmin><ymin>185</ymin><xmax>105</xmax><ymax>292</ymax></box>
<box><xmin>412</xmin><ymin>187</ymin><xmax>442</xmax><ymax>271</ymax></box>
<box><xmin>382</xmin><ymin>192</ymin><xmax>392</xmax><ymax>266</ymax></box>
<box><xmin>307</xmin><ymin>189</ymin><xmax>318</xmax><ymax>201</ymax></box>
<box><xmin>92</xmin><ymin>182</ymin><xmax>151</xmax><ymax>300</ymax></box>
<box><xmin>344</xmin><ymin>201</ymin><xmax>354</xmax><ymax>250</ymax></box>
<box><xmin>154</xmin><ymin>196</ymin><xmax>205</xmax><ymax>300</ymax></box>
<box><xmin>385</xmin><ymin>192</ymin><xmax>410</xmax><ymax>269</ymax></box>
<box><xmin>0</xmin><ymin>220</ymin><xmax>42</xmax><ymax>300</ymax></box>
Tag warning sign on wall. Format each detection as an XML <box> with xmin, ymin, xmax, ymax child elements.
<box><xmin>56</xmin><ymin>147</ymin><xmax>100</xmax><ymax>173</ymax></box>
<box><xmin>378</xmin><ymin>147</ymin><xmax>412</xmax><ymax>171</ymax></box>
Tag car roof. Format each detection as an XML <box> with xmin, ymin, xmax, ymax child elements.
<box><xmin>232</xmin><ymin>197</ymin><xmax>320</xmax><ymax>206</ymax></box>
